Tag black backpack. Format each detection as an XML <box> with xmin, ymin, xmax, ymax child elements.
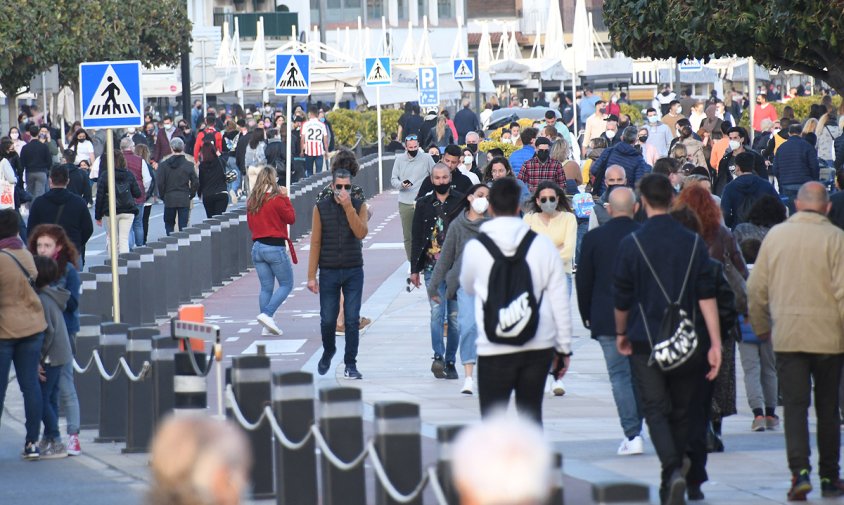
<box><xmin>115</xmin><ymin>176</ymin><xmax>135</xmax><ymax>210</ymax></box>
<box><xmin>734</xmin><ymin>194</ymin><xmax>759</xmax><ymax>226</ymax></box>
<box><xmin>476</xmin><ymin>231</ymin><xmax>542</xmax><ymax>346</ymax></box>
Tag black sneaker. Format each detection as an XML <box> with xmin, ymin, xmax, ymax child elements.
<box><xmin>821</xmin><ymin>478</ymin><xmax>844</xmax><ymax>497</ymax></box>
<box><xmin>687</xmin><ymin>484</ymin><xmax>704</xmax><ymax>501</ymax></box>
<box><xmin>788</xmin><ymin>469</ymin><xmax>812</xmax><ymax>501</ymax></box>
<box><xmin>22</xmin><ymin>441</ymin><xmax>39</xmax><ymax>460</ymax></box>
<box><xmin>444</xmin><ymin>362</ymin><xmax>459</xmax><ymax>380</ymax></box>
<box><xmin>317</xmin><ymin>350</ymin><xmax>336</xmax><ymax>376</ymax></box>
<box><xmin>659</xmin><ymin>471</ymin><xmax>685</xmax><ymax>505</ymax></box>
<box><xmin>344</xmin><ymin>365</ymin><xmax>363</xmax><ymax>380</ymax></box>
<box><xmin>431</xmin><ymin>356</ymin><xmax>446</xmax><ymax>379</ymax></box>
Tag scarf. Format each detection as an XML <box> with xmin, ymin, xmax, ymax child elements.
<box><xmin>0</xmin><ymin>236</ymin><xmax>24</xmax><ymax>250</ymax></box>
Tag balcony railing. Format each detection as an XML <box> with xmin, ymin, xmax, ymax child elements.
<box><xmin>213</xmin><ymin>12</ymin><xmax>299</xmax><ymax>38</ymax></box>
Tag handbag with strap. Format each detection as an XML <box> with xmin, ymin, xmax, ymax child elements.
<box><xmin>1</xmin><ymin>250</ymin><xmax>36</xmax><ymax>289</ymax></box>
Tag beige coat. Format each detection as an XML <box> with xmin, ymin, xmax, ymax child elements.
<box><xmin>0</xmin><ymin>248</ymin><xmax>47</xmax><ymax>340</ymax></box>
<box><xmin>747</xmin><ymin>212</ymin><xmax>844</xmax><ymax>353</ymax></box>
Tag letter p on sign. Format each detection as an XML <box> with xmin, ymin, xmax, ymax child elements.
<box><xmin>418</xmin><ymin>66</ymin><xmax>439</xmax><ymax>107</ymax></box>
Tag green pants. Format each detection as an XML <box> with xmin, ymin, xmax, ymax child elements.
<box><xmin>398</xmin><ymin>202</ymin><xmax>415</xmax><ymax>263</ymax></box>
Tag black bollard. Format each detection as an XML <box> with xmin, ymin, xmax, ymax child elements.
<box><xmin>319</xmin><ymin>387</ymin><xmax>366</xmax><ymax>505</ymax></box>
<box><xmin>95</xmin><ymin>322</ymin><xmax>129</xmax><ymax>443</ymax></box>
<box><xmin>159</xmin><ymin>236</ymin><xmax>180</xmax><ymax>313</ymax></box>
<box><xmin>191</xmin><ymin>224</ymin><xmax>213</xmax><ymax>295</ymax></box>
<box><xmin>222</xmin><ymin>212</ymin><xmax>240</xmax><ymax>279</ymax></box>
<box><xmin>181</xmin><ymin>227</ymin><xmax>203</xmax><ymax>300</ymax></box>
<box><xmin>146</xmin><ymin>242</ymin><xmax>169</xmax><ymax>319</ymax></box>
<box><xmin>591</xmin><ymin>482</ymin><xmax>650</xmax><ymax>504</ymax></box>
<box><xmin>206</xmin><ymin>218</ymin><xmax>223</xmax><ymax>287</ymax></box>
<box><xmin>173</xmin><ymin>351</ymin><xmax>208</xmax><ymax>414</ymax></box>
<box><xmin>233</xmin><ymin>208</ymin><xmax>250</xmax><ymax>272</ymax></box>
<box><xmin>373</xmin><ymin>402</ymin><xmax>423</xmax><ymax>505</ymax></box>
<box><xmin>151</xmin><ymin>335</ymin><xmax>178</xmax><ymax>424</ymax></box>
<box><xmin>436</xmin><ymin>425</ymin><xmax>463</xmax><ymax>505</ymax></box>
<box><xmin>118</xmin><ymin>253</ymin><xmax>142</xmax><ymax>326</ymax></box>
<box><xmin>77</xmin><ymin>272</ymin><xmax>97</xmax><ymax>321</ymax></box>
<box><xmin>219</xmin><ymin>214</ymin><xmax>235</xmax><ymax>281</ymax></box>
<box><xmin>232</xmin><ymin>352</ymin><xmax>274</xmax><ymax>499</ymax></box>
<box><xmin>123</xmin><ymin>327</ymin><xmax>156</xmax><ymax>453</ymax></box>
<box><xmin>273</xmin><ymin>372</ymin><xmax>317</xmax><ymax>505</ymax></box>
<box><xmin>170</xmin><ymin>232</ymin><xmax>191</xmax><ymax>303</ymax></box>
<box><xmin>75</xmin><ymin>315</ymin><xmax>101</xmax><ymax>430</ymax></box>
<box><xmin>87</xmin><ymin>266</ymin><xmax>114</xmax><ymax>322</ymax></box>
<box><xmin>132</xmin><ymin>246</ymin><xmax>155</xmax><ymax>325</ymax></box>
<box><xmin>548</xmin><ymin>452</ymin><xmax>564</xmax><ymax>505</ymax></box>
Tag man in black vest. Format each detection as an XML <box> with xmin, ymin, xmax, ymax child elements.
<box><xmin>308</xmin><ymin>169</ymin><xmax>369</xmax><ymax>379</ymax></box>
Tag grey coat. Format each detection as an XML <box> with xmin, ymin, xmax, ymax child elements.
<box><xmin>427</xmin><ymin>210</ymin><xmax>489</xmax><ymax>300</ymax></box>
<box><xmin>38</xmin><ymin>286</ymin><xmax>73</xmax><ymax>367</ymax></box>
<box><xmin>157</xmin><ymin>154</ymin><xmax>198</xmax><ymax>208</ymax></box>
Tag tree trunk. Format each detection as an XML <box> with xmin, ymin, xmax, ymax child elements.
<box><xmin>4</xmin><ymin>89</ymin><xmax>16</xmax><ymax>134</ymax></box>
<box><xmin>823</xmin><ymin>67</ymin><xmax>844</xmax><ymax>100</ymax></box>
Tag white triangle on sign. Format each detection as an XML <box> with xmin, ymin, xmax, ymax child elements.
<box><xmin>456</xmin><ymin>61</ymin><xmax>472</xmax><ymax>77</ymax></box>
<box><xmin>83</xmin><ymin>65</ymin><xmax>138</xmax><ymax>119</ymax></box>
<box><xmin>277</xmin><ymin>57</ymin><xmax>307</xmax><ymax>89</ymax></box>
<box><xmin>367</xmin><ymin>59</ymin><xmax>388</xmax><ymax>82</ymax></box>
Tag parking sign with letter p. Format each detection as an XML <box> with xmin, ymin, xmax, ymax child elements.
<box><xmin>417</xmin><ymin>66</ymin><xmax>439</xmax><ymax>107</ymax></box>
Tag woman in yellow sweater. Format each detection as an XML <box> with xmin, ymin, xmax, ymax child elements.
<box><xmin>523</xmin><ymin>181</ymin><xmax>577</xmax><ymax>294</ymax></box>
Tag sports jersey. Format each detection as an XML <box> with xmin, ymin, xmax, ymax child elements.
<box><xmin>301</xmin><ymin>119</ymin><xmax>328</xmax><ymax>157</ymax></box>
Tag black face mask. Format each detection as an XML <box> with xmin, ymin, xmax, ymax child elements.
<box><xmin>639</xmin><ymin>135</ymin><xmax>648</xmax><ymax>143</ymax></box>
<box><xmin>535</xmin><ymin>150</ymin><xmax>550</xmax><ymax>162</ymax></box>
<box><xmin>466</xmin><ymin>143</ymin><xmax>478</xmax><ymax>153</ymax></box>
<box><xmin>407</xmin><ymin>149</ymin><xmax>418</xmax><ymax>157</ymax></box>
<box><xmin>431</xmin><ymin>154</ymin><xmax>441</xmax><ymax>163</ymax></box>
<box><xmin>434</xmin><ymin>183</ymin><xmax>450</xmax><ymax>195</ymax></box>
<box><xmin>619</xmin><ymin>121</ymin><xmax>630</xmax><ymax>130</ymax></box>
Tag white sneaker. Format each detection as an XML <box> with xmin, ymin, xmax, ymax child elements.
<box><xmin>617</xmin><ymin>435</ymin><xmax>644</xmax><ymax>456</ymax></box>
<box><xmin>256</xmin><ymin>313</ymin><xmax>283</xmax><ymax>335</ymax></box>
<box><xmin>552</xmin><ymin>379</ymin><xmax>566</xmax><ymax>396</ymax></box>
<box><xmin>461</xmin><ymin>377</ymin><xmax>474</xmax><ymax>395</ymax></box>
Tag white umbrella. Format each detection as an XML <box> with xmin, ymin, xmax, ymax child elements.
<box><xmin>564</xmin><ymin>0</ymin><xmax>589</xmax><ymax>74</ymax></box>
<box><xmin>477</xmin><ymin>22</ymin><xmax>494</xmax><ymax>71</ymax></box>
<box><xmin>416</xmin><ymin>16</ymin><xmax>434</xmax><ymax>66</ymax></box>
<box><xmin>215</xmin><ymin>21</ymin><xmax>232</xmax><ymax>69</ymax></box>
<box><xmin>248</xmin><ymin>17</ymin><xmax>267</xmax><ymax>70</ymax></box>
<box><xmin>543</xmin><ymin>0</ymin><xmax>565</xmax><ymax>62</ymax></box>
<box><xmin>397</xmin><ymin>21</ymin><xmax>415</xmax><ymax>65</ymax></box>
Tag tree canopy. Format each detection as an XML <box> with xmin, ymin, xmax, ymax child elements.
<box><xmin>0</xmin><ymin>0</ymin><xmax>191</xmax><ymax>124</ymax></box>
<box><xmin>603</xmin><ymin>0</ymin><xmax>844</xmax><ymax>95</ymax></box>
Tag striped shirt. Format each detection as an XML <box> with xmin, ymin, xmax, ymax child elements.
<box><xmin>302</xmin><ymin>119</ymin><xmax>328</xmax><ymax>157</ymax></box>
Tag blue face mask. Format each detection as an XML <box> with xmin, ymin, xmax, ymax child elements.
<box><xmin>319</xmin><ymin>117</ymin><xmax>325</xmax><ymax>123</ymax></box>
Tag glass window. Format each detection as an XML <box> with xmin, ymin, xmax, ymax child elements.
<box><xmin>438</xmin><ymin>0</ymin><xmax>452</xmax><ymax>18</ymax></box>
<box><xmin>368</xmin><ymin>0</ymin><xmax>383</xmax><ymax>18</ymax></box>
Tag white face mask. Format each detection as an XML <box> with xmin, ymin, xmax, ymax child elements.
<box><xmin>10</xmin><ymin>132</ymin><xmax>18</xmax><ymax>140</ymax></box>
<box><xmin>647</xmin><ymin>116</ymin><xmax>658</xmax><ymax>124</ymax></box>
<box><xmin>729</xmin><ymin>140</ymin><xmax>741</xmax><ymax>151</ymax></box>
<box><xmin>463</xmin><ymin>155</ymin><xmax>473</xmax><ymax>165</ymax></box>
<box><xmin>605</xmin><ymin>129</ymin><xmax>616</xmax><ymax>140</ymax></box>
<box><xmin>471</xmin><ymin>196</ymin><xmax>489</xmax><ymax>214</ymax></box>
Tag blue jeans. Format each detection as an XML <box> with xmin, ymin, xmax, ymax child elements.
<box><xmin>779</xmin><ymin>184</ymin><xmax>802</xmax><ymax>216</ymax></box>
<box><xmin>424</xmin><ymin>270</ymin><xmax>459</xmax><ymax>363</ymax></box>
<box><xmin>251</xmin><ymin>242</ymin><xmax>294</xmax><ymax>317</ymax></box>
<box><xmin>131</xmin><ymin>203</ymin><xmax>145</xmax><ymax>247</ymax></box>
<box><xmin>41</xmin><ymin>364</ymin><xmax>62</xmax><ymax>441</ymax></box>
<box><xmin>597</xmin><ymin>335</ymin><xmax>643</xmax><ymax>439</ymax></box>
<box><xmin>163</xmin><ymin>207</ymin><xmax>189</xmax><ymax>236</ymax></box>
<box><xmin>304</xmin><ymin>155</ymin><xmax>324</xmax><ymax>177</ymax></box>
<box><xmin>0</xmin><ymin>333</ymin><xmax>44</xmax><ymax>443</ymax></box>
<box><xmin>575</xmin><ymin>219</ymin><xmax>589</xmax><ymax>266</ymax></box>
<box><xmin>457</xmin><ymin>288</ymin><xmax>477</xmax><ymax>365</ymax></box>
<box><xmin>57</xmin><ymin>360</ymin><xmax>80</xmax><ymax>435</ymax></box>
<box><xmin>319</xmin><ymin>267</ymin><xmax>364</xmax><ymax>366</ymax></box>
<box><xmin>225</xmin><ymin>157</ymin><xmax>241</xmax><ymax>194</ymax></box>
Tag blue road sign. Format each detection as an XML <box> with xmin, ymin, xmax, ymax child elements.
<box><xmin>79</xmin><ymin>61</ymin><xmax>143</xmax><ymax>129</ymax></box>
<box><xmin>364</xmin><ymin>57</ymin><xmax>392</xmax><ymax>86</ymax></box>
<box><xmin>418</xmin><ymin>67</ymin><xmax>439</xmax><ymax>107</ymax></box>
<box><xmin>452</xmin><ymin>58</ymin><xmax>475</xmax><ymax>81</ymax></box>
<box><xmin>275</xmin><ymin>54</ymin><xmax>311</xmax><ymax>96</ymax></box>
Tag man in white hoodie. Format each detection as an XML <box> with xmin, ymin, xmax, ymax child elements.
<box><xmin>460</xmin><ymin>178</ymin><xmax>573</xmax><ymax>424</ymax></box>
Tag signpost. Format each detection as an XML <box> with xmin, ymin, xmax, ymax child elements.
<box><xmin>678</xmin><ymin>58</ymin><xmax>703</xmax><ymax>73</ymax></box>
<box><xmin>452</xmin><ymin>58</ymin><xmax>475</xmax><ymax>81</ymax></box>
<box><xmin>80</xmin><ymin>60</ymin><xmax>144</xmax><ymax>323</ymax></box>
<box><xmin>417</xmin><ymin>66</ymin><xmax>439</xmax><ymax>108</ymax></box>
<box><xmin>275</xmin><ymin>54</ymin><xmax>311</xmax><ymax>191</ymax></box>
<box><xmin>364</xmin><ymin>57</ymin><xmax>392</xmax><ymax>191</ymax></box>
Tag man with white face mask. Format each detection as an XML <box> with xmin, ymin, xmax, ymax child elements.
<box><xmin>600</xmin><ymin>115</ymin><xmax>621</xmax><ymax>148</ymax></box>
<box><xmin>714</xmin><ymin>126</ymin><xmax>768</xmax><ymax>196</ymax></box>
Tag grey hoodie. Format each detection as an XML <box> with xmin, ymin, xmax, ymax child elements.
<box><xmin>427</xmin><ymin>210</ymin><xmax>489</xmax><ymax>300</ymax></box>
<box><xmin>38</xmin><ymin>286</ymin><xmax>73</xmax><ymax>367</ymax></box>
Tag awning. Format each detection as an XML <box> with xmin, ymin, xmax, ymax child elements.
<box><xmin>658</xmin><ymin>67</ymin><xmax>721</xmax><ymax>84</ymax></box>
<box><xmin>582</xmin><ymin>57</ymin><xmax>634</xmax><ymax>85</ymax></box>
<box><xmin>725</xmin><ymin>62</ymin><xmax>771</xmax><ymax>82</ymax></box>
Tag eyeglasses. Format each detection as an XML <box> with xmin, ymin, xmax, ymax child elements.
<box><xmin>334</xmin><ymin>184</ymin><xmax>352</xmax><ymax>191</ymax></box>
<box><xmin>404</xmin><ymin>135</ymin><xmax>418</xmax><ymax>141</ymax></box>
<box><xmin>539</xmin><ymin>196</ymin><xmax>557</xmax><ymax>204</ymax></box>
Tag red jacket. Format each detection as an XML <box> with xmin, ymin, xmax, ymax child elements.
<box><xmin>247</xmin><ymin>194</ymin><xmax>298</xmax><ymax>263</ymax></box>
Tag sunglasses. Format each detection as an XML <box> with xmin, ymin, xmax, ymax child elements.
<box><xmin>334</xmin><ymin>184</ymin><xmax>351</xmax><ymax>191</ymax></box>
<box><xmin>539</xmin><ymin>196</ymin><xmax>557</xmax><ymax>204</ymax></box>
<box><xmin>404</xmin><ymin>135</ymin><xmax>418</xmax><ymax>141</ymax></box>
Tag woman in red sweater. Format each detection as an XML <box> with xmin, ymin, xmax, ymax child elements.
<box><xmin>246</xmin><ymin>166</ymin><xmax>296</xmax><ymax>335</ymax></box>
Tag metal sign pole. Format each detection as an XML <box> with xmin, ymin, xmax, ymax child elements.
<box><xmin>105</xmin><ymin>130</ymin><xmax>121</xmax><ymax>323</ymax></box>
<box><xmin>286</xmin><ymin>96</ymin><xmax>292</xmax><ymax>190</ymax></box>
<box><xmin>376</xmin><ymin>86</ymin><xmax>382</xmax><ymax>192</ymax></box>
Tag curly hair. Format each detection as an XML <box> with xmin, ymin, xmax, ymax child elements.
<box><xmin>745</xmin><ymin>195</ymin><xmax>787</xmax><ymax>228</ymax></box>
<box><xmin>674</xmin><ymin>185</ymin><xmax>721</xmax><ymax>243</ymax></box>
<box><xmin>27</xmin><ymin>224</ymin><xmax>80</xmax><ymax>273</ymax></box>
<box><xmin>331</xmin><ymin>149</ymin><xmax>359</xmax><ymax>177</ymax></box>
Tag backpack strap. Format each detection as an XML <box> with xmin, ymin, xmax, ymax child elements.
<box><xmin>476</xmin><ymin>233</ymin><xmax>504</xmax><ymax>261</ymax></box>
<box><xmin>513</xmin><ymin>230</ymin><xmax>537</xmax><ymax>262</ymax></box>
<box><xmin>631</xmin><ymin>233</ymin><xmax>698</xmax><ymax>304</ymax></box>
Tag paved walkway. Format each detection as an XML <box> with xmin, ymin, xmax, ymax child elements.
<box><xmin>1</xmin><ymin>190</ymin><xmax>829</xmax><ymax>504</ymax></box>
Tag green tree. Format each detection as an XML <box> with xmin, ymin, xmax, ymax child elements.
<box><xmin>603</xmin><ymin>1</ymin><xmax>844</xmax><ymax>95</ymax></box>
<box><xmin>0</xmin><ymin>0</ymin><xmax>191</xmax><ymax>127</ymax></box>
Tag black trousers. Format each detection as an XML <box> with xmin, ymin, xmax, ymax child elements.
<box><xmin>776</xmin><ymin>352</ymin><xmax>843</xmax><ymax>479</ymax></box>
<box><xmin>630</xmin><ymin>353</ymin><xmax>708</xmax><ymax>485</ymax></box>
<box><xmin>142</xmin><ymin>204</ymin><xmax>152</xmax><ymax>244</ymax></box>
<box><xmin>477</xmin><ymin>348</ymin><xmax>553</xmax><ymax>424</ymax></box>
<box><xmin>203</xmin><ymin>193</ymin><xmax>229</xmax><ymax>218</ymax></box>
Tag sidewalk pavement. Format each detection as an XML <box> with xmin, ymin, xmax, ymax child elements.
<box><xmin>0</xmin><ymin>190</ymin><xmax>826</xmax><ymax>504</ymax></box>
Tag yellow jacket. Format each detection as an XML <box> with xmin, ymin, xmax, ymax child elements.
<box><xmin>524</xmin><ymin>211</ymin><xmax>577</xmax><ymax>273</ymax></box>
<box><xmin>747</xmin><ymin>211</ymin><xmax>844</xmax><ymax>353</ymax></box>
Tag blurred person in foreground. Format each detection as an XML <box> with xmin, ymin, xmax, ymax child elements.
<box><xmin>147</xmin><ymin>414</ymin><xmax>251</xmax><ymax>505</ymax></box>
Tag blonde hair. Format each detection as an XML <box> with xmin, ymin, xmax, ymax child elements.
<box><xmin>550</xmin><ymin>138</ymin><xmax>570</xmax><ymax>163</ymax></box>
<box><xmin>435</xmin><ymin>115</ymin><xmax>447</xmax><ymax>141</ymax></box>
<box><xmin>802</xmin><ymin>118</ymin><xmax>818</xmax><ymax>135</ymax></box>
<box><xmin>134</xmin><ymin>143</ymin><xmax>151</xmax><ymax>164</ymax></box>
<box><xmin>246</xmin><ymin>165</ymin><xmax>281</xmax><ymax>214</ymax></box>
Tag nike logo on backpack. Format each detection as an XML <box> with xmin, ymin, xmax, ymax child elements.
<box><xmin>496</xmin><ymin>292</ymin><xmax>532</xmax><ymax>338</ymax></box>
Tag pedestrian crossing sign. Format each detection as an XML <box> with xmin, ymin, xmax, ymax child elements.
<box><xmin>452</xmin><ymin>58</ymin><xmax>474</xmax><ymax>81</ymax></box>
<box><xmin>79</xmin><ymin>60</ymin><xmax>143</xmax><ymax>129</ymax></box>
<box><xmin>364</xmin><ymin>57</ymin><xmax>391</xmax><ymax>86</ymax></box>
<box><xmin>275</xmin><ymin>54</ymin><xmax>310</xmax><ymax>96</ymax></box>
